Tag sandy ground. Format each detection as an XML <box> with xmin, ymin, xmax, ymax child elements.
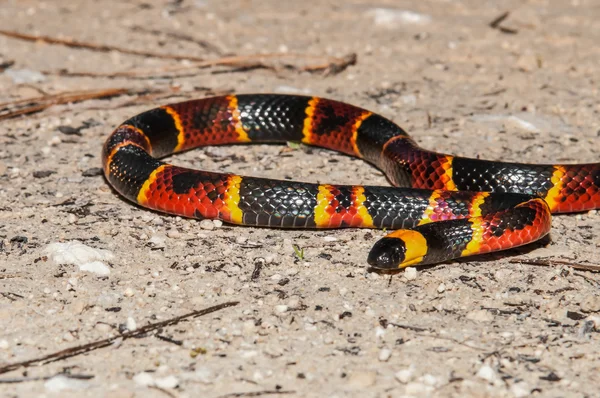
<box><xmin>1</xmin><ymin>0</ymin><xmax>600</xmax><ymax>397</ymax></box>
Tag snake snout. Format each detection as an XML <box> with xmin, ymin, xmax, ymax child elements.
<box><xmin>367</xmin><ymin>237</ymin><xmax>407</xmax><ymax>269</ymax></box>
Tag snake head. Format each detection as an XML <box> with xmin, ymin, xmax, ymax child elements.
<box><xmin>367</xmin><ymin>230</ymin><xmax>428</xmax><ymax>269</ymax></box>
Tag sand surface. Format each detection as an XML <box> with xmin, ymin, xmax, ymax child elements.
<box><xmin>1</xmin><ymin>0</ymin><xmax>600</xmax><ymax>397</ymax></box>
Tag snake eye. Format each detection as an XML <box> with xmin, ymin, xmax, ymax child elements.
<box><xmin>367</xmin><ymin>237</ymin><xmax>407</xmax><ymax>269</ymax></box>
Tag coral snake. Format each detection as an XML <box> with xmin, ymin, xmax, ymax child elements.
<box><xmin>102</xmin><ymin>94</ymin><xmax>600</xmax><ymax>269</ymax></box>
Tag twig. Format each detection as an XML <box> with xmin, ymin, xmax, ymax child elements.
<box><xmin>0</xmin><ymin>29</ymin><xmax>206</xmax><ymax>62</ymax></box>
<box><xmin>489</xmin><ymin>11</ymin><xmax>510</xmax><ymax>29</ymax></box>
<box><xmin>0</xmin><ymin>88</ymin><xmax>133</xmax><ymax>121</ymax></box>
<box><xmin>0</xmin><ymin>301</ymin><xmax>238</xmax><ymax>374</ymax></box>
<box><xmin>387</xmin><ymin>322</ymin><xmax>431</xmax><ymax>333</ymax></box>
<box><xmin>217</xmin><ymin>391</ymin><xmax>295</xmax><ymax>398</ymax></box>
<box><xmin>44</xmin><ymin>52</ymin><xmax>357</xmax><ymax>79</ymax></box>
<box><xmin>509</xmin><ymin>258</ymin><xmax>600</xmax><ymax>272</ymax></box>
<box><xmin>0</xmin><ymin>373</ymin><xmax>94</xmax><ymax>384</ymax></box>
<box><xmin>130</xmin><ymin>25</ymin><xmax>223</xmax><ymax>55</ymax></box>
<box><xmin>488</xmin><ymin>11</ymin><xmax>518</xmax><ymax>34</ymax></box>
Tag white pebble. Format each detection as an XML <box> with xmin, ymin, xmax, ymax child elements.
<box><xmin>0</xmin><ymin>339</ymin><xmax>9</xmax><ymax>349</ymax></box>
<box><xmin>149</xmin><ymin>235</ymin><xmax>166</xmax><ymax>247</ymax></box>
<box><xmin>323</xmin><ymin>236</ymin><xmax>338</xmax><ymax>242</ymax></box>
<box><xmin>44</xmin><ymin>375</ymin><xmax>89</xmax><ymax>392</ymax></box>
<box><xmin>368</xmin><ymin>8</ymin><xmax>431</xmax><ymax>27</ymax></box>
<box><xmin>166</xmin><ymin>229</ymin><xmax>181</xmax><ymax>239</ymax></box>
<box><xmin>95</xmin><ymin>323</ymin><xmax>112</xmax><ymax>333</ymax></box>
<box><xmin>511</xmin><ymin>382</ymin><xmax>530</xmax><ymax>398</ymax></box>
<box><xmin>212</xmin><ymin>220</ymin><xmax>223</xmax><ymax>228</ymax></box>
<box><xmin>62</xmin><ymin>332</ymin><xmax>75</xmax><ymax>342</ymax></box>
<box><xmin>155</xmin><ymin>375</ymin><xmax>179</xmax><ymax>389</ymax></box>
<box><xmin>395</xmin><ymin>366</ymin><xmax>414</xmax><ymax>384</ymax></box>
<box><xmin>123</xmin><ymin>288</ymin><xmax>135</xmax><ymax>297</ymax></box>
<box><xmin>347</xmin><ymin>371</ymin><xmax>377</xmax><ymax>388</ymax></box>
<box><xmin>44</xmin><ymin>241</ymin><xmax>114</xmax><ymax>272</ymax></box>
<box><xmin>199</xmin><ymin>219</ymin><xmax>215</xmax><ymax>230</ymax></box>
<box><xmin>193</xmin><ymin>367</ymin><xmax>213</xmax><ymax>384</ymax></box>
<box><xmin>133</xmin><ymin>372</ymin><xmax>154</xmax><ymax>386</ymax></box>
<box><xmin>79</xmin><ymin>261</ymin><xmax>111</xmax><ymax>276</ymax></box>
<box><xmin>378</xmin><ymin>348</ymin><xmax>392</xmax><ymax>362</ymax></box>
<box><xmin>126</xmin><ymin>317</ymin><xmax>137</xmax><ymax>331</ymax></box>
<box><xmin>437</xmin><ymin>283</ymin><xmax>446</xmax><ymax>293</ymax></box>
<box><xmin>476</xmin><ymin>364</ymin><xmax>497</xmax><ymax>383</ymax></box>
<box><xmin>275</xmin><ymin>305</ymin><xmax>288</xmax><ymax>313</ymax></box>
<box><xmin>404</xmin><ymin>267</ymin><xmax>418</xmax><ymax>280</ymax></box>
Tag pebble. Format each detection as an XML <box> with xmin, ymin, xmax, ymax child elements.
<box><xmin>79</xmin><ymin>261</ymin><xmax>111</xmax><ymax>276</ymax></box>
<box><xmin>133</xmin><ymin>372</ymin><xmax>154</xmax><ymax>386</ymax></box>
<box><xmin>126</xmin><ymin>317</ymin><xmax>137</xmax><ymax>331</ymax></box>
<box><xmin>95</xmin><ymin>323</ymin><xmax>112</xmax><ymax>333</ymax></box>
<box><xmin>378</xmin><ymin>348</ymin><xmax>392</xmax><ymax>362</ymax></box>
<box><xmin>395</xmin><ymin>367</ymin><xmax>414</xmax><ymax>384</ymax></box>
<box><xmin>476</xmin><ymin>364</ymin><xmax>497</xmax><ymax>383</ymax></box>
<box><xmin>275</xmin><ymin>305</ymin><xmax>288</xmax><ymax>313</ymax></box>
<box><xmin>367</xmin><ymin>8</ymin><xmax>431</xmax><ymax>27</ymax></box>
<box><xmin>149</xmin><ymin>235</ymin><xmax>166</xmax><ymax>247</ymax></box>
<box><xmin>580</xmin><ymin>295</ymin><xmax>600</xmax><ymax>313</ymax></box>
<box><xmin>213</xmin><ymin>220</ymin><xmax>223</xmax><ymax>228</ymax></box>
<box><xmin>347</xmin><ymin>371</ymin><xmax>377</xmax><ymax>388</ymax></box>
<box><xmin>44</xmin><ymin>241</ymin><xmax>114</xmax><ymax>275</ymax></box>
<box><xmin>405</xmin><ymin>382</ymin><xmax>434</xmax><ymax>395</ymax></box>
<box><xmin>123</xmin><ymin>288</ymin><xmax>135</xmax><ymax>297</ymax></box>
<box><xmin>0</xmin><ymin>339</ymin><xmax>8</xmax><ymax>349</ymax></box>
<box><xmin>62</xmin><ymin>332</ymin><xmax>75</xmax><ymax>342</ymax></box>
<box><xmin>404</xmin><ymin>267</ymin><xmax>418</xmax><ymax>281</ymax></box>
<box><xmin>166</xmin><ymin>229</ymin><xmax>181</xmax><ymax>239</ymax></box>
<box><xmin>511</xmin><ymin>381</ymin><xmax>531</xmax><ymax>398</ymax></box>
<box><xmin>199</xmin><ymin>219</ymin><xmax>215</xmax><ymax>230</ymax></box>
<box><xmin>44</xmin><ymin>375</ymin><xmax>89</xmax><ymax>392</ymax></box>
<box><xmin>437</xmin><ymin>283</ymin><xmax>446</xmax><ymax>293</ymax></box>
<box><xmin>155</xmin><ymin>375</ymin><xmax>179</xmax><ymax>389</ymax></box>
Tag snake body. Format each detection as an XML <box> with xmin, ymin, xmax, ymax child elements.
<box><xmin>102</xmin><ymin>94</ymin><xmax>600</xmax><ymax>268</ymax></box>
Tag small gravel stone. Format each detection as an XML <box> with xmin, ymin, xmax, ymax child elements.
<box><xmin>155</xmin><ymin>375</ymin><xmax>179</xmax><ymax>389</ymax></box>
<box><xmin>476</xmin><ymin>364</ymin><xmax>497</xmax><ymax>383</ymax></box>
<box><xmin>378</xmin><ymin>348</ymin><xmax>392</xmax><ymax>362</ymax></box>
<box><xmin>275</xmin><ymin>305</ymin><xmax>288</xmax><ymax>313</ymax></box>
<box><xmin>437</xmin><ymin>283</ymin><xmax>446</xmax><ymax>293</ymax></box>
<box><xmin>95</xmin><ymin>323</ymin><xmax>112</xmax><ymax>333</ymax></box>
<box><xmin>133</xmin><ymin>372</ymin><xmax>154</xmax><ymax>386</ymax></box>
<box><xmin>395</xmin><ymin>367</ymin><xmax>414</xmax><ymax>384</ymax></box>
<box><xmin>511</xmin><ymin>381</ymin><xmax>531</xmax><ymax>398</ymax></box>
<box><xmin>126</xmin><ymin>317</ymin><xmax>137</xmax><ymax>331</ymax></box>
<box><xmin>0</xmin><ymin>339</ymin><xmax>9</xmax><ymax>349</ymax></box>
<box><xmin>347</xmin><ymin>370</ymin><xmax>377</xmax><ymax>388</ymax></box>
<box><xmin>212</xmin><ymin>220</ymin><xmax>223</xmax><ymax>228</ymax></box>
<box><xmin>404</xmin><ymin>267</ymin><xmax>418</xmax><ymax>281</ymax></box>
<box><xmin>123</xmin><ymin>288</ymin><xmax>135</xmax><ymax>297</ymax></box>
<box><xmin>149</xmin><ymin>235</ymin><xmax>166</xmax><ymax>247</ymax></box>
<box><xmin>199</xmin><ymin>219</ymin><xmax>215</xmax><ymax>230</ymax></box>
<box><xmin>166</xmin><ymin>229</ymin><xmax>181</xmax><ymax>239</ymax></box>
